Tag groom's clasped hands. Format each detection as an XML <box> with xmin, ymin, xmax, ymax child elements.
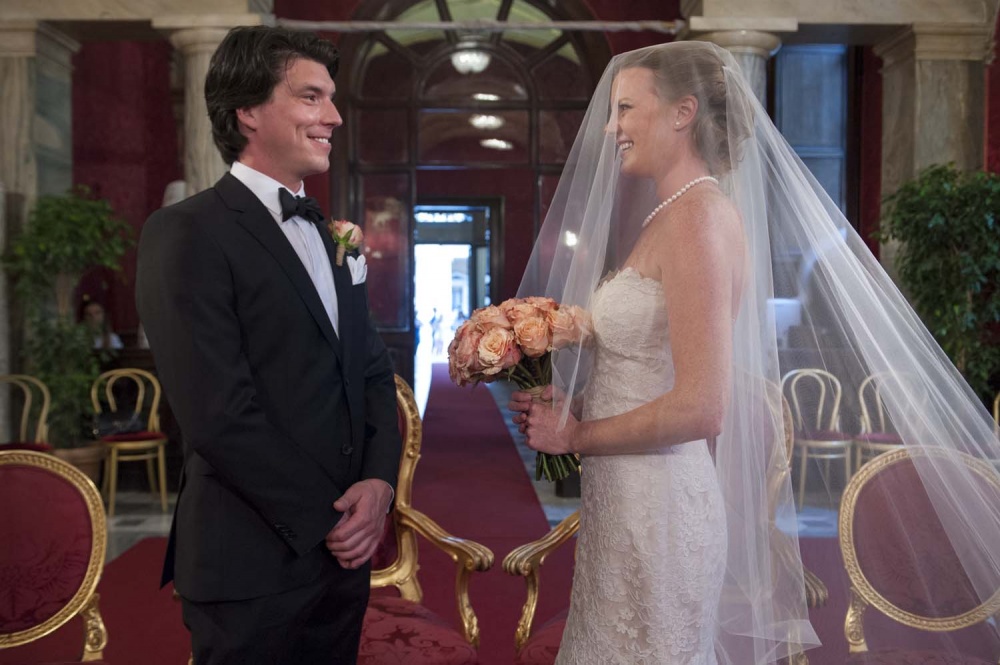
<box><xmin>325</xmin><ymin>479</ymin><xmax>393</xmax><ymax>569</ymax></box>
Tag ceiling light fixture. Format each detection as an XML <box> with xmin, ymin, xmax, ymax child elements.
<box><xmin>469</xmin><ymin>114</ymin><xmax>505</xmax><ymax>130</ymax></box>
<box><xmin>451</xmin><ymin>45</ymin><xmax>491</xmax><ymax>74</ymax></box>
<box><xmin>480</xmin><ymin>138</ymin><xmax>514</xmax><ymax>151</ymax></box>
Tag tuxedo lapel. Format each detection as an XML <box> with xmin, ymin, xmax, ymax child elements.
<box><xmin>317</xmin><ymin>225</ymin><xmax>355</xmax><ymax>357</ymax></box>
<box><xmin>215</xmin><ymin>174</ymin><xmax>343</xmax><ymax>362</ymax></box>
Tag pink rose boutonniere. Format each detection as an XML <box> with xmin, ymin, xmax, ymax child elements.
<box><xmin>329</xmin><ymin>219</ymin><xmax>364</xmax><ymax>266</ymax></box>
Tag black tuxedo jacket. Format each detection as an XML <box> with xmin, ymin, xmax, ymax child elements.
<box><xmin>136</xmin><ymin>173</ymin><xmax>401</xmax><ymax>602</ymax></box>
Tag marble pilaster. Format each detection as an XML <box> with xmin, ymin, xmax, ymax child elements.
<box><xmin>697</xmin><ymin>30</ymin><xmax>782</xmax><ymax>104</ymax></box>
<box><xmin>875</xmin><ymin>23</ymin><xmax>990</xmax><ymax>272</ymax></box>
<box><xmin>0</xmin><ymin>21</ymin><xmax>79</xmax><ymax>437</ymax></box>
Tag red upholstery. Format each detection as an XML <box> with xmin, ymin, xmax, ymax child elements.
<box><xmin>851</xmin><ymin>459</ymin><xmax>994</xmax><ymax>618</ymax></box>
<box><xmin>0</xmin><ymin>466</ymin><xmax>93</xmax><ymax>633</ymax></box>
<box><xmin>847</xmin><ymin>649</ymin><xmax>994</xmax><ymax>664</ymax></box>
<box><xmin>514</xmin><ymin>610</ymin><xmax>568</xmax><ymax>665</ymax></box>
<box><xmin>359</xmin><ymin>596</ymin><xmax>478</xmax><ymax>664</ymax></box>
<box><xmin>99</xmin><ymin>430</ymin><xmax>165</xmax><ymax>443</ymax></box>
<box><xmin>0</xmin><ymin>442</ymin><xmax>53</xmax><ymax>453</ymax></box>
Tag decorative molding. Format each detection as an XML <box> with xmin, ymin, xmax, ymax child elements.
<box><xmin>0</xmin><ymin>21</ymin><xmax>39</xmax><ymax>58</ymax></box>
<box><xmin>686</xmin><ymin>16</ymin><xmax>798</xmax><ymax>35</ymax></box>
<box><xmin>697</xmin><ymin>29</ymin><xmax>783</xmax><ymax>58</ymax></box>
<box><xmin>153</xmin><ymin>13</ymin><xmax>266</xmax><ymax>32</ymax></box>
<box><xmin>875</xmin><ymin>23</ymin><xmax>992</xmax><ymax>67</ymax></box>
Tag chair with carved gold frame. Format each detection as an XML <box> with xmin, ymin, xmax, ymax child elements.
<box><xmin>357</xmin><ymin>375</ymin><xmax>495</xmax><ymax>664</ymax></box>
<box><xmin>839</xmin><ymin>447</ymin><xmax>1000</xmax><ymax>661</ymax></box>
<box><xmin>91</xmin><ymin>368</ymin><xmax>169</xmax><ymax>517</ymax></box>
<box><xmin>0</xmin><ymin>450</ymin><xmax>109</xmax><ymax>662</ymax></box>
<box><xmin>0</xmin><ymin>374</ymin><xmax>53</xmax><ymax>452</ymax></box>
<box><xmin>781</xmin><ymin>368</ymin><xmax>854</xmax><ymax>510</ymax></box>
<box><xmin>503</xmin><ymin>380</ymin><xmax>828</xmax><ymax>664</ymax></box>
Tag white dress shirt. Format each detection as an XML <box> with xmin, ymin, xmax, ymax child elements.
<box><xmin>231</xmin><ymin>161</ymin><xmax>339</xmax><ymax>336</ymax></box>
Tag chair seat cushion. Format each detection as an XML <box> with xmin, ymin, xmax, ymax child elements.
<box><xmin>359</xmin><ymin>596</ymin><xmax>478</xmax><ymax>664</ymax></box>
<box><xmin>0</xmin><ymin>442</ymin><xmax>53</xmax><ymax>452</ymax></box>
<box><xmin>514</xmin><ymin>609</ymin><xmax>568</xmax><ymax>665</ymax></box>
<box><xmin>100</xmin><ymin>431</ymin><xmax>165</xmax><ymax>443</ymax></box>
<box><xmin>847</xmin><ymin>649</ymin><xmax>994</xmax><ymax>665</ymax></box>
<box><xmin>855</xmin><ymin>432</ymin><xmax>903</xmax><ymax>445</ymax></box>
<box><xmin>797</xmin><ymin>429</ymin><xmax>851</xmax><ymax>442</ymax></box>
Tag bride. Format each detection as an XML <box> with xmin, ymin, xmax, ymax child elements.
<box><xmin>509</xmin><ymin>41</ymin><xmax>1000</xmax><ymax>663</ymax></box>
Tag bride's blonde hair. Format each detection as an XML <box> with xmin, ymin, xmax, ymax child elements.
<box><xmin>618</xmin><ymin>44</ymin><xmax>753</xmax><ymax>176</ymax></box>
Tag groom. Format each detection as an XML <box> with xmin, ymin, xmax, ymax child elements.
<box><xmin>136</xmin><ymin>26</ymin><xmax>401</xmax><ymax>664</ymax></box>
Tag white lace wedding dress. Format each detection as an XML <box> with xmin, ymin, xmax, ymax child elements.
<box><xmin>556</xmin><ymin>267</ymin><xmax>728</xmax><ymax>665</ymax></box>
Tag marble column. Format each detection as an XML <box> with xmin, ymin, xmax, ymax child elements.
<box><xmin>165</xmin><ymin>27</ymin><xmax>230</xmax><ymax>197</ymax></box>
<box><xmin>156</xmin><ymin>14</ymin><xmax>265</xmax><ymax>196</ymax></box>
<box><xmin>0</xmin><ymin>21</ymin><xmax>79</xmax><ymax>437</ymax></box>
<box><xmin>875</xmin><ymin>23</ymin><xmax>990</xmax><ymax>273</ymax></box>
<box><xmin>699</xmin><ymin>30</ymin><xmax>782</xmax><ymax>104</ymax></box>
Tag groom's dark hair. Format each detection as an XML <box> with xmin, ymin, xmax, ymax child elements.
<box><xmin>205</xmin><ymin>26</ymin><xmax>340</xmax><ymax>164</ymax></box>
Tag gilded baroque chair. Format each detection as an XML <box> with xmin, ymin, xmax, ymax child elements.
<box><xmin>781</xmin><ymin>368</ymin><xmax>854</xmax><ymax>509</ymax></box>
<box><xmin>91</xmin><ymin>368</ymin><xmax>169</xmax><ymax>517</ymax></box>
<box><xmin>0</xmin><ymin>450</ymin><xmax>109</xmax><ymax>662</ymax></box>
<box><xmin>357</xmin><ymin>375</ymin><xmax>495</xmax><ymax>664</ymax></box>
<box><xmin>839</xmin><ymin>447</ymin><xmax>1000</xmax><ymax>662</ymax></box>
<box><xmin>0</xmin><ymin>374</ymin><xmax>52</xmax><ymax>452</ymax></box>
<box><xmin>503</xmin><ymin>380</ymin><xmax>827</xmax><ymax>664</ymax></box>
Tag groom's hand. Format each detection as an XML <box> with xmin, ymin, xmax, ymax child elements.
<box><xmin>325</xmin><ymin>479</ymin><xmax>392</xmax><ymax>569</ymax></box>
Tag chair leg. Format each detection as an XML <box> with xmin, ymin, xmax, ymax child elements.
<box><xmin>797</xmin><ymin>445</ymin><xmax>809</xmax><ymax>510</ymax></box>
<box><xmin>157</xmin><ymin>444</ymin><xmax>168</xmax><ymax>513</ymax></box>
<box><xmin>146</xmin><ymin>458</ymin><xmax>157</xmax><ymax>497</ymax></box>
<box><xmin>107</xmin><ymin>447</ymin><xmax>119</xmax><ymax>518</ymax></box>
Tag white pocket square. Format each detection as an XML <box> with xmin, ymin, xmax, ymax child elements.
<box><xmin>347</xmin><ymin>254</ymin><xmax>367</xmax><ymax>285</ymax></box>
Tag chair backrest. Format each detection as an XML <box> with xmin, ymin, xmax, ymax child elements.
<box><xmin>90</xmin><ymin>367</ymin><xmax>163</xmax><ymax>432</ymax></box>
<box><xmin>781</xmin><ymin>368</ymin><xmax>843</xmax><ymax>432</ymax></box>
<box><xmin>857</xmin><ymin>371</ymin><xmax>929</xmax><ymax>435</ymax></box>
<box><xmin>993</xmin><ymin>391</ymin><xmax>999</xmax><ymax>438</ymax></box>
<box><xmin>0</xmin><ymin>374</ymin><xmax>51</xmax><ymax>444</ymax></box>
<box><xmin>0</xmin><ymin>450</ymin><xmax>108</xmax><ymax>659</ymax></box>
<box><xmin>370</xmin><ymin>375</ymin><xmax>423</xmax><ymax>594</ymax></box>
<box><xmin>839</xmin><ymin>447</ymin><xmax>1000</xmax><ymax>650</ymax></box>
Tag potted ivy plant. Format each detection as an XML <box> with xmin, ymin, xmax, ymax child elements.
<box><xmin>880</xmin><ymin>164</ymin><xmax>1000</xmax><ymax>404</ymax></box>
<box><xmin>5</xmin><ymin>185</ymin><xmax>132</xmax><ymax>477</ymax></box>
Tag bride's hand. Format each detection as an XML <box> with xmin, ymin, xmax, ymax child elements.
<box><xmin>518</xmin><ymin>392</ymin><xmax>579</xmax><ymax>456</ymax></box>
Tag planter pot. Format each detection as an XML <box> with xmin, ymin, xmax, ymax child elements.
<box><xmin>53</xmin><ymin>442</ymin><xmax>105</xmax><ymax>486</ymax></box>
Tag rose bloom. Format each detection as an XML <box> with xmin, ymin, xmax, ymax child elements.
<box><xmin>448</xmin><ymin>321</ymin><xmax>484</xmax><ymax>386</ymax></box>
<box><xmin>472</xmin><ymin>305</ymin><xmax>511</xmax><ymax>331</ymax></box>
<box><xmin>500</xmin><ymin>299</ymin><xmax>545</xmax><ymax>326</ymax></box>
<box><xmin>331</xmin><ymin>220</ymin><xmax>363</xmax><ymax>247</ymax></box>
<box><xmin>549</xmin><ymin>305</ymin><xmax>593</xmax><ymax>349</ymax></box>
<box><xmin>478</xmin><ymin>327</ymin><xmax>521</xmax><ymax>376</ymax></box>
<box><xmin>514</xmin><ymin>317</ymin><xmax>551</xmax><ymax>358</ymax></box>
<box><xmin>523</xmin><ymin>296</ymin><xmax>557</xmax><ymax>314</ymax></box>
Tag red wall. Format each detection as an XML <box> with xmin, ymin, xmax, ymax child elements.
<box><xmin>857</xmin><ymin>47</ymin><xmax>883</xmax><ymax>258</ymax></box>
<box><xmin>987</xmin><ymin>10</ymin><xmax>1000</xmax><ymax>172</ymax></box>
<box><xmin>72</xmin><ymin>40</ymin><xmax>181</xmax><ymax>333</ymax></box>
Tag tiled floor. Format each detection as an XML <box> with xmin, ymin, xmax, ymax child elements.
<box><xmin>104</xmin><ymin>381</ymin><xmax>837</xmax><ymax>563</ymax></box>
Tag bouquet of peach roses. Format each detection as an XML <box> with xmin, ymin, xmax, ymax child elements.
<box><xmin>447</xmin><ymin>296</ymin><xmax>592</xmax><ymax>481</ymax></box>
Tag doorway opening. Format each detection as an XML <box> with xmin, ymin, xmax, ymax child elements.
<box><xmin>412</xmin><ymin>199</ymin><xmax>500</xmax><ymax>412</ymax></box>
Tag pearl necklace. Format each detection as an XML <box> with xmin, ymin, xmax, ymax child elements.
<box><xmin>641</xmin><ymin>176</ymin><xmax>719</xmax><ymax>228</ymax></box>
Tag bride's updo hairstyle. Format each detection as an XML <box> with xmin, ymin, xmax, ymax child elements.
<box><xmin>618</xmin><ymin>43</ymin><xmax>753</xmax><ymax>177</ymax></box>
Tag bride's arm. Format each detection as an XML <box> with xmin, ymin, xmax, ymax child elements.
<box><xmin>568</xmin><ymin>197</ymin><xmax>739</xmax><ymax>456</ymax></box>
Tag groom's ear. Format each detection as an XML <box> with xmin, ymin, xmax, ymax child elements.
<box><xmin>236</xmin><ymin>106</ymin><xmax>258</xmax><ymax>135</ymax></box>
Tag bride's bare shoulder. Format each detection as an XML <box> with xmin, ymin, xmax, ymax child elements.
<box><xmin>654</xmin><ymin>188</ymin><xmax>741</xmax><ymax>249</ymax></box>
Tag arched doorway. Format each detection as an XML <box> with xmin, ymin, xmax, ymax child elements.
<box><xmin>332</xmin><ymin>0</ymin><xmax>612</xmax><ymax>383</ymax></box>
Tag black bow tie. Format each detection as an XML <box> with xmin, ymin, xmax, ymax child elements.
<box><xmin>278</xmin><ymin>187</ymin><xmax>324</xmax><ymax>225</ymax></box>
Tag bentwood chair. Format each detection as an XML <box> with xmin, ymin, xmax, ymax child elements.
<box><xmin>91</xmin><ymin>368</ymin><xmax>168</xmax><ymax>517</ymax></box>
<box><xmin>503</xmin><ymin>379</ymin><xmax>827</xmax><ymax>665</ymax></box>
<box><xmin>0</xmin><ymin>374</ymin><xmax>52</xmax><ymax>452</ymax></box>
<box><xmin>993</xmin><ymin>391</ymin><xmax>999</xmax><ymax>438</ymax></box>
<box><xmin>839</xmin><ymin>448</ymin><xmax>1000</xmax><ymax>661</ymax></box>
<box><xmin>781</xmin><ymin>368</ymin><xmax>854</xmax><ymax>509</ymax></box>
<box><xmin>358</xmin><ymin>375</ymin><xmax>494</xmax><ymax>664</ymax></box>
<box><xmin>854</xmin><ymin>372</ymin><xmax>926</xmax><ymax>470</ymax></box>
<box><xmin>0</xmin><ymin>450</ymin><xmax>109</xmax><ymax>662</ymax></box>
